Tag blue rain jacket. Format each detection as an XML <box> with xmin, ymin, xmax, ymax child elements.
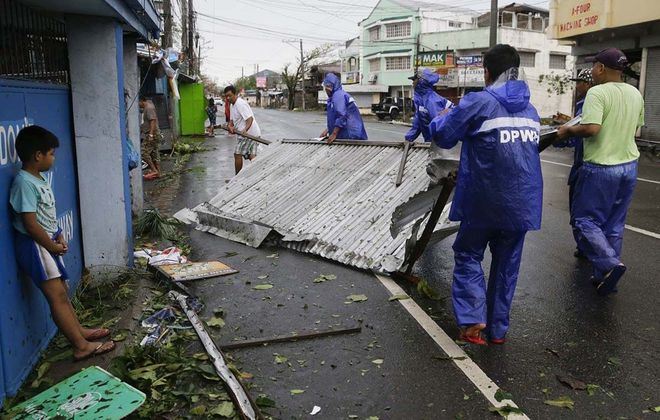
<box><xmin>405</xmin><ymin>69</ymin><xmax>453</xmax><ymax>142</ymax></box>
<box><xmin>324</xmin><ymin>73</ymin><xmax>368</xmax><ymax>140</ymax></box>
<box><xmin>554</xmin><ymin>98</ymin><xmax>585</xmax><ymax>186</ymax></box>
<box><xmin>430</xmin><ymin>79</ymin><xmax>543</xmax><ymax>231</ymax></box>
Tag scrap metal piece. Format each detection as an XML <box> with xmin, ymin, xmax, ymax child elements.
<box><xmin>169</xmin><ymin>291</ymin><xmax>258</xmax><ymax>420</ymax></box>
<box><xmin>219</xmin><ymin>325</ymin><xmax>362</xmax><ymax>351</ymax></box>
<box><xmin>395</xmin><ymin>141</ymin><xmax>411</xmax><ymax>187</ymax></box>
<box><xmin>538</xmin><ymin>115</ymin><xmax>582</xmax><ymax>152</ymax></box>
<box><xmin>189</xmin><ymin>141</ymin><xmax>458</xmax><ymax>272</ymax></box>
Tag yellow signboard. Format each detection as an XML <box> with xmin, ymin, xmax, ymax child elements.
<box><xmin>552</xmin><ymin>0</ymin><xmax>660</xmax><ymax>39</ymax></box>
<box><xmin>553</xmin><ymin>0</ymin><xmax>606</xmax><ymax>38</ymax></box>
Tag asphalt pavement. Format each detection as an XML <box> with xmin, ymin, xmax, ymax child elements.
<box><xmin>178</xmin><ymin>108</ymin><xmax>660</xmax><ymax>419</ymax></box>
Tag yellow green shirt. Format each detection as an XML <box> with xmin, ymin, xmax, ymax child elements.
<box><xmin>580</xmin><ymin>82</ymin><xmax>644</xmax><ymax>165</ymax></box>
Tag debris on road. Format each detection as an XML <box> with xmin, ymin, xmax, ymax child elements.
<box><xmin>310</xmin><ymin>405</ymin><xmax>322</xmax><ymax>415</ymax></box>
<box><xmin>179</xmin><ymin>140</ymin><xmax>459</xmax><ymax>272</ymax></box>
<box><xmin>155</xmin><ymin>260</ymin><xmax>238</xmax><ymax>282</ymax></box>
<box><xmin>556</xmin><ymin>374</ymin><xmax>587</xmax><ymax>390</ymax></box>
<box><xmin>5</xmin><ymin>366</ymin><xmax>146</xmax><ymax>419</ymax></box>
<box><xmin>218</xmin><ymin>325</ymin><xmax>362</xmax><ymax>351</ymax></box>
<box><xmin>543</xmin><ymin>395</ymin><xmax>575</xmax><ymax>410</ymax></box>
<box><xmin>134</xmin><ymin>246</ymin><xmax>188</xmax><ymax>266</ymax></box>
<box><xmin>169</xmin><ymin>290</ymin><xmax>259</xmax><ymax>420</ymax></box>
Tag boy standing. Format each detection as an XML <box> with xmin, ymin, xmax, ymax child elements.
<box><xmin>429</xmin><ymin>44</ymin><xmax>543</xmax><ymax>345</ymax></box>
<box><xmin>139</xmin><ymin>95</ymin><xmax>162</xmax><ymax>180</ymax></box>
<box><xmin>10</xmin><ymin>125</ymin><xmax>115</xmax><ymax>361</ymax></box>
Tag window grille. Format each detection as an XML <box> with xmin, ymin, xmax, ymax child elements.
<box><xmin>369</xmin><ymin>58</ymin><xmax>381</xmax><ymax>72</ymax></box>
<box><xmin>0</xmin><ymin>0</ymin><xmax>69</xmax><ymax>84</ymax></box>
<box><xmin>519</xmin><ymin>51</ymin><xmax>536</xmax><ymax>68</ymax></box>
<box><xmin>385</xmin><ymin>22</ymin><xmax>411</xmax><ymax>38</ymax></box>
<box><xmin>549</xmin><ymin>54</ymin><xmax>566</xmax><ymax>70</ymax></box>
<box><xmin>385</xmin><ymin>56</ymin><xmax>411</xmax><ymax>71</ymax></box>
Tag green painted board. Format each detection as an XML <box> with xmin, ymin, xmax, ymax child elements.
<box><xmin>179</xmin><ymin>82</ymin><xmax>206</xmax><ymax>135</ymax></box>
<box><xmin>6</xmin><ymin>366</ymin><xmax>145</xmax><ymax>419</ymax></box>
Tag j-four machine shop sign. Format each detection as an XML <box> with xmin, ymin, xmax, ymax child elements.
<box><xmin>415</xmin><ymin>50</ymin><xmax>454</xmax><ymax>68</ymax></box>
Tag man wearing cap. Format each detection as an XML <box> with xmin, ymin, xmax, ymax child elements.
<box><xmin>405</xmin><ymin>68</ymin><xmax>453</xmax><ymax>143</ymax></box>
<box><xmin>319</xmin><ymin>73</ymin><xmax>368</xmax><ymax>143</ymax></box>
<box><xmin>555</xmin><ymin>68</ymin><xmax>593</xmax><ymax>258</ymax></box>
<box><xmin>558</xmin><ymin>48</ymin><xmax>645</xmax><ymax>296</ymax></box>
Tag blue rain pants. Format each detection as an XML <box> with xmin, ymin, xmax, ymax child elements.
<box><xmin>452</xmin><ymin>225</ymin><xmax>526</xmax><ymax>340</ymax></box>
<box><xmin>571</xmin><ymin>160</ymin><xmax>637</xmax><ymax>279</ymax></box>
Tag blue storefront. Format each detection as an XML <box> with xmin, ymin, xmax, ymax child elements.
<box><xmin>0</xmin><ymin>0</ymin><xmax>159</xmax><ymax>403</ymax></box>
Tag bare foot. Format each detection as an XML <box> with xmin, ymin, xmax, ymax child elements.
<box><xmin>73</xmin><ymin>340</ymin><xmax>115</xmax><ymax>362</ymax></box>
<box><xmin>81</xmin><ymin>327</ymin><xmax>110</xmax><ymax>341</ymax></box>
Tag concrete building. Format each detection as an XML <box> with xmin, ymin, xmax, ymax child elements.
<box><xmin>549</xmin><ymin>0</ymin><xmax>660</xmax><ymax>142</ymax></box>
<box><xmin>0</xmin><ymin>0</ymin><xmax>159</xmax><ymax>401</ymax></box>
<box><xmin>340</xmin><ymin>1</ymin><xmax>575</xmax><ymax>117</ymax></box>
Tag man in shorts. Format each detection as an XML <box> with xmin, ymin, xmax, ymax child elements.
<box><xmin>139</xmin><ymin>95</ymin><xmax>162</xmax><ymax>180</ymax></box>
<box><xmin>224</xmin><ymin>85</ymin><xmax>261</xmax><ymax>174</ymax></box>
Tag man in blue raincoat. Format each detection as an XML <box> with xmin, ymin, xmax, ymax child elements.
<box><xmin>429</xmin><ymin>44</ymin><xmax>543</xmax><ymax>345</ymax></box>
<box><xmin>554</xmin><ymin>68</ymin><xmax>593</xmax><ymax>258</ymax></box>
<box><xmin>405</xmin><ymin>68</ymin><xmax>453</xmax><ymax>142</ymax></box>
<box><xmin>320</xmin><ymin>73</ymin><xmax>367</xmax><ymax>143</ymax></box>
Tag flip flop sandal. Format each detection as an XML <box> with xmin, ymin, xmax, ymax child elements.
<box><xmin>85</xmin><ymin>328</ymin><xmax>110</xmax><ymax>341</ymax></box>
<box><xmin>73</xmin><ymin>340</ymin><xmax>115</xmax><ymax>362</ymax></box>
<box><xmin>458</xmin><ymin>324</ymin><xmax>487</xmax><ymax>345</ymax></box>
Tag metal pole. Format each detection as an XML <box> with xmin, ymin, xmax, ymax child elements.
<box><xmin>300</xmin><ymin>38</ymin><xmax>305</xmax><ymax>111</ymax></box>
<box><xmin>489</xmin><ymin>0</ymin><xmax>498</xmax><ymax>47</ymax></box>
<box><xmin>188</xmin><ymin>0</ymin><xmax>194</xmax><ymax>74</ymax></box>
<box><xmin>162</xmin><ymin>0</ymin><xmax>172</xmax><ymax>48</ymax></box>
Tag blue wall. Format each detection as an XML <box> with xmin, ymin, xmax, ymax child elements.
<box><xmin>0</xmin><ymin>79</ymin><xmax>83</xmax><ymax>399</ymax></box>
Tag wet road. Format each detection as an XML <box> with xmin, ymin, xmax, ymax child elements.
<box><xmin>180</xmin><ymin>108</ymin><xmax>660</xmax><ymax>418</ymax></box>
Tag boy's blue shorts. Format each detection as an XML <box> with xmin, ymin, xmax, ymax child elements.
<box><xmin>14</xmin><ymin>229</ymin><xmax>69</xmax><ymax>286</ymax></box>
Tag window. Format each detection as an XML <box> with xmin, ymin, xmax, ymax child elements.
<box><xmin>385</xmin><ymin>56</ymin><xmax>411</xmax><ymax>71</ymax></box>
<box><xmin>519</xmin><ymin>51</ymin><xmax>536</xmax><ymax>68</ymax></box>
<box><xmin>448</xmin><ymin>21</ymin><xmax>463</xmax><ymax>28</ymax></box>
<box><xmin>549</xmin><ymin>54</ymin><xmax>566</xmax><ymax>70</ymax></box>
<box><xmin>369</xmin><ymin>58</ymin><xmax>381</xmax><ymax>72</ymax></box>
<box><xmin>369</xmin><ymin>27</ymin><xmax>380</xmax><ymax>41</ymax></box>
<box><xmin>385</xmin><ymin>21</ymin><xmax>411</xmax><ymax>38</ymax></box>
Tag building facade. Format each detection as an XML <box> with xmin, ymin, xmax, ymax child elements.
<box><xmin>0</xmin><ymin>0</ymin><xmax>159</xmax><ymax>401</ymax></box>
<box><xmin>549</xmin><ymin>0</ymin><xmax>660</xmax><ymax>141</ymax></box>
<box><xmin>341</xmin><ymin>1</ymin><xmax>575</xmax><ymax>117</ymax></box>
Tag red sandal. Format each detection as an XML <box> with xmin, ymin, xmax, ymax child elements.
<box><xmin>458</xmin><ymin>323</ymin><xmax>487</xmax><ymax>345</ymax></box>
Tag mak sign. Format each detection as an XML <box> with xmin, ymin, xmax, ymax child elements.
<box><xmin>415</xmin><ymin>51</ymin><xmax>454</xmax><ymax>68</ymax></box>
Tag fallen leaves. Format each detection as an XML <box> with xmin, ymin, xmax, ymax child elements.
<box><xmin>274</xmin><ymin>354</ymin><xmax>288</xmax><ymax>364</ymax></box>
<box><xmin>345</xmin><ymin>294</ymin><xmax>368</xmax><ymax>303</ymax></box>
<box><xmin>494</xmin><ymin>389</ymin><xmax>513</xmax><ymax>402</ymax></box>
<box><xmin>210</xmin><ymin>401</ymin><xmax>235</xmax><ymax>417</ymax></box>
<box><xmin>371</xmin><ymin>359</ymin><xmax>384</xmax><ymax>365</ymax></box>
<box><xmin>417</xmin><ymin>278</ymin><xmax>441</xmax><ymax>300</ymax></box>
<box><xmin>388</xmin><ymin>294</ymin><xmax>410</xmax><ymax>301</ymax></box>
<box><xmin>607</xmin><ymin>357</ymin><xmax>622</xmax><ymax>366</ymax></box>
<box><xmin>207</xmin><ymin>316</ymin><xmax>225</xmax><ymax>328</ymax></box>
<box><xmin>489</xmin><ymin>405</ymin><xmax>525</xmax><ymax>417</ymax></box>
<box><xmin>255</xmin><ymin>394</ymin><xmax>276</xmax><ymax>408</ymax></box>
<box><xmin>290</xmin><ymin>389</ymin><xmax>305</xmax><ymax>395</ymax></box>
<box><xmin>253</xmin><ymin>284</ymin><xmax>273</xmax><ymax>290</ymax></box>
<box><xmin>556</xmin><ymin>374</ymin><xmax>587</xmax><ymax>390</ymax></box>
<box><xmin>544</xmin><ymin>395</ymin><xmax>575</xmax><ymax>410</ymax></box>
<box><xmin>313</xmin><ymin>274</ymin><xmax>337</xmax><ymax>283</ymax></box>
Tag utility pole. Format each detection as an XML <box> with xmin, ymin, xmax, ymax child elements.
<box><xmin>162</xmin><ymin>0</ymin><xmax>172</xmax><ymax>48</ymax></box>
<box><xmin>299</xmin><ymin>38</ymin><xmax>305</xmax><ymax>111</ymax></box>
<box><xmin>242</xmin><ymin>66</ymin><xmax>244</xmax><ymax>78</ymax></box>
<box><xmin>181</xmin><ymin>0</ymin><xmax>188</xmax><ymax>53</ymax></box>
<box><xmin>489</xmin><ymin>0</ymin><xmax>498</xmax><ymax>47</ymax></box>
<box><xmin>188</xmin><ymin>0</ymin><xmax>194</xmax><ymax>74</ymax></box>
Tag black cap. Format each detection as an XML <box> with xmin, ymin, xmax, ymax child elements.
<box><xmin>586</xmin><ymin>48</ymin><xmax>629</xmax><ymax>71</ymax></box>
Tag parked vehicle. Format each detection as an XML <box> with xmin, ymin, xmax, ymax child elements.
<box><xmin>371</xmin><ymin>97</ymin><xmax>413</xmax><ymax>120</ymax></box>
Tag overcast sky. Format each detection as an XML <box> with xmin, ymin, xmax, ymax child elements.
<box><xmin>192</xmin><ymin>0</ymin><xmax>550</xmax><ymax>85</ymax></box>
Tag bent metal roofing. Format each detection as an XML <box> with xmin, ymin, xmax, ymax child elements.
<box><xmin>188</xmin><ymin>140</ymin><xmax>459</xmax><ymax>272</ymax></box>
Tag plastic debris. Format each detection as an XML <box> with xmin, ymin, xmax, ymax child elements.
<box><xmin>310</xmin><ymin>406</ymin><xmax>321</xmax><ymax>416</ymax></box>
<box><xmin>134</xmin><ymin>247</ymin><xmax>188</xmax><ymax>266</ymax></box>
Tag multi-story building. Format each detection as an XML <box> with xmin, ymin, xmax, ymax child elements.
<box><xmin>549</xmin><ymin>0</ymin><xmax>660</xmax><ymax>142</ymax></box>
<box><xmin>341</xmin><ymin>0</ymin><xmax>575</xmax><ymax>117</ymax></box>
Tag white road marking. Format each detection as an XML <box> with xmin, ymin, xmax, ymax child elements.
<box><xmin>625</xmin><ymin>225</ymin><xmax>660</xmax><ymax>239</ymax></box>
<box><xmin>541</xmin><ymin>159</ymin><xmax>660</xmax><ymax>185</ymax></box>
<box><xmin>374</xmin><ymin>273</ymin><xmax>529</xmax><ymax>419</ymax></box>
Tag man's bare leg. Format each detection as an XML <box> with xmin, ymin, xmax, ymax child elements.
<box><xmin>40</xmin><ymin>279</ymin><xmax>107</xmax><ymax>359</ymax></box>
<box><xmin>248</xmin><ymin>154</ymin><xmax>256</xmax><ymax>161</ymax></box>
<box><xmin>234</xmin><ymin>154</ymin><xmax>244</xmax><ymax>174</ymax></box>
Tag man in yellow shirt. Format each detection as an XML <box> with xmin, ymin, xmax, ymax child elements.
<box><xmin>558</xmin><ymin>48</ymin><xmax>644</xmax><ymax>296</ymax></box>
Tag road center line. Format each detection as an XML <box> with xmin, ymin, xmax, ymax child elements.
<box><xmin>374</xmin><ymin>273</ymin><xmax>529</xmax><ymax>419</ymax></box>
<box><xmin>625</xmin><ymin>225</ymin><xmax>660</xmax><ymax>239</ymax></box>
<box><xmin>541</xmin><ymin>159</ymin><xmax>660</xmax><ymax>185</ymax></box>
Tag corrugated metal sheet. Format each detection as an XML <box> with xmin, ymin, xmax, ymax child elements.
<box><xmin>191</xmin><ymin>140</ymin><xmax>458</xmax><ymax>272</ymax></box>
